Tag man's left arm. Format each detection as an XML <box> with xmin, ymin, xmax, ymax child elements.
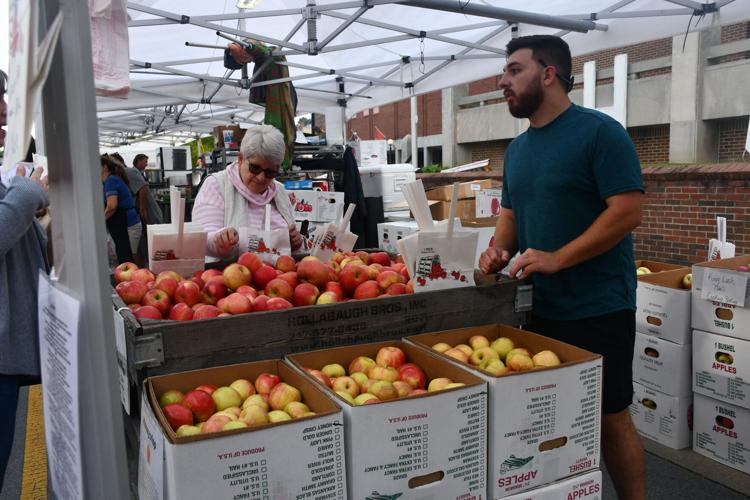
<box><xmin>510</xmin><ymin>192</ymin><xmax>642</xmax><ymax>279</ymax></box>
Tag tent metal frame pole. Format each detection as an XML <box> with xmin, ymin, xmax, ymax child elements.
<box><xmin>128</xmin><ymin>6</ymin><xmax>304</xmax><ymax>27</ymax></box>
<box><xmin>155</xmin><ymin>56</ymin><xmax>224</xmax><ymax>67</ymax></box>
<box><xmin>402</xmin><ymin>0</ymin><xmax>600</xmax><ymax>32</ymax></box>
<box><xmin>410</xmin><ymin>95</ymin><xmax>418</xmax><ymax>168</ymax></box>
<box><xmin>131</xmin><ymin>59</ymin><xmax>242</xmax><ymax>87</ymax></box>
<box><xmin>568</xmin><ymin>8</ymin><xmax>692</xmax><ymax>19</ymax></box>
<box><xmin>284</xmin><ymin>16</ymin><xmax>307</xmax><ymax>42</ymax></box>
<box><xmin>663</xmin><ymin>0</ymin><xmax>706</xmax><ymax>10</ymax></box>
<box><xmin>321</xmin><ymin>34</ymin><xmax>413</xmax><ymax>53</ymax></box>
<box><xmin>39</xmin><ymin>0</ymin><xmax>129</xmax><ymax>498</ymax></box>
<box><xmin>316</xmin><ymin>5</ymin><xmax>370</xmax><ymax>50</ymax></box>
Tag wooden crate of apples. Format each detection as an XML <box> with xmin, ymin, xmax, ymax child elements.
<box><xmin>114</xmin><ymin>250</ymin><xmax>413</xmax><ymax>322</ymax></box>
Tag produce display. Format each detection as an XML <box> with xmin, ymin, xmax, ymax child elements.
<box><xmin>157</xmin><ymin>372</ymin><xmax>314</xmax><ymax>435</ymax></box>
<box><xmin>302</xmin><ymin>346</ymin><xmax>464</xmax><ymax>405</ymax></box>
<box><xmin>637</xmin><ymin>265</ymin><xmax>693</xmax><ymax>290</ymax></box>
<box><xmin>431</xmin><ymin>335</ymin><xmax>561</xmax><ymax>375</ymax></box>
<box><xmin>114</xmin><ymin>250</ymin><xmax>413</xmax><ymax>321</ymax></box>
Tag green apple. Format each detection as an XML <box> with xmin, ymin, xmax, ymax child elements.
<box><xmin>222</xmin><ymin>420</ymin><xmax>248</xmax><ymax>431</ymax></box>
<box><xmin>353</xmin><ymin>393</ymin><xmax>379</xmax><ymax>405</ymax></box>
<box><xmin>532</xmin><ymin>350</ymin><xmax>561</xmax><ymax>368</ymax></box>
<box><xmin>175</xmin><ymin>424</ymin><xmax>201</xmax><ymax>437</ymax></box>
<box><xmin>268</xmin><ymin>410</ymin><xmax>293</xmax><ymax>423</ymax></box>
<box><xmin>480</xmin><ymin>357</ymin><xmax>508</xmax><ymax>376</ymax></box>
<box><xmin>335</xmin><ymin>390</ymin><xmax>355</xmax><ymax>405</ymax></box>
<box><xmin>212</xmin><ymin>386</ymin><xmax>243</xmax><ymax>411</ymax></box>
<box><xmin>322</xmin><ymin>363</ymin><xmax>346</xmax><ymax>378</ymax></box>
<box><xmin>490</xmin><ymin>337</ymin><xmax>515</xmax><ymax>359</ymax></box>
<box><xmin>469</xmin><ymin>346</ymin><xmax>499</xmax><ymax>366</ymax></box>
<box><xmin>432</xmin><ymin>342</ymin><xmax>452</xmax><ymax>353</ymax></box>
<box><xmin>427</xmin><ymin>378</ymin><xmax>452</xmax><ymax>392</ymax></box>
<box><xmin>468</xmin><ymin>335</ymin><xmax>490</xmax><ymax>350</ymax></box>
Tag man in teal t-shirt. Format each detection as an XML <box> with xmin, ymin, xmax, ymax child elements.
<box><xmin>479</xmin><ymin>36</ymin><xmax>645</xmax><ymax>500</ymax></box>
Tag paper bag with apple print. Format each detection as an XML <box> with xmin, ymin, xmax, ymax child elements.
<box><xmin>238</xmin><ymin>204</ymin><xmax>291</xmax><ymax>266</ymax></box>
<box><xmin>413</xmin><ymin>230</ymin><xmax>478</xmax><ymax>292</ymax></box>
<box><xmin>311</xmin><ymin>203</ymin><xmax>357</xmax><ymax>262</ymax></box>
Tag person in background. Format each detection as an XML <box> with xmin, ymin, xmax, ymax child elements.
<box><xmin>478</xmin><ymin>36</ymin><xmax>645</xmax><ymax>500</ymax></box>
<box><xmin>0</xmin><ymin>68</ymin><xmax>50</xmax><ymax>489</ymax></box>
<box><xmin>132</xmin><ymin>153</ymin><xmax>149</xmax><ymax>180</ymax></box>
<box><xmin>193</xmin><ymin>125</ymin><xmax>302</xmax><ymax>259</ymax></box>
<box><xmin>100</xmin><ymin>154</ymin><xmax>140</xmax><ymax>264</ymax></box>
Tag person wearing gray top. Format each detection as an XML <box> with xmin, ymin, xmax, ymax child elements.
<box><xmin>0</xmin><ymin>69</ymin><xmax>50</xmax><ymax>487</ymax></box>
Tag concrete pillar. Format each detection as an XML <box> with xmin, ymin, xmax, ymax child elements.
<box><xmin>442</xmin><ymin>84</ymin><xmax>471</xmax><ymax>167</ymax></box>
<box><xmin>423</xmin><ymin>146</ymin><xmax>430</xmax><ymax>167</ymax></box>
<box><xmin>669</xmin><ymin>28</ymin><xmax>720</xmax><ymax>163</ymax></box>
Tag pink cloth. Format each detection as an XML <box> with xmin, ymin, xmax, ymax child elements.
<box><xmin>192</xmin><ymin>162</ymin><xmax>289</xmax><ymax>257</ymax></box>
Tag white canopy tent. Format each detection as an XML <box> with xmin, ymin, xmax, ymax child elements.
<box><xmin>98</xmin><ymin>0</ymin><xmax>750</xmax><ymax>146</ymax></box>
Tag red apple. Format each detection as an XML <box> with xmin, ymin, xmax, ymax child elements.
<box><xmin>181</xmin><ymin>389</ymin><xmax>216</xmax><ymax>421</ymax></box>
<box><xmin>369</xmin><ymin>380</ymin><xmax>397</xmax><ymax>401</ymax></box>
<box><xmin>201</xmin><ymin>269</ymin><xmax>223</xmax><ymax>283</ymax></box>
<box><xmin>220</xmin><ymin>292</ymin><xmax>253</xmax><ymax>315</ymax></box>
<box><xmin>265</xmin><ymin>278</ymin><xmax>294</xmax><ymax>301</ymax></box>
<box><xmin>277</xmin><ymin>271</ymin><xmax>299</xmax><ymax>289</ymax></box>
<box><xmin>385</xmin><ymin>283</ymin><xmax>407</xmax><ymax>295</ymax></box>
<box><xmin>339</xmin><ymin>265</ymin><xmax>369</xmax><ymax>295</ymax></box>
<box><xmin>194</xmin><ymin>384</ymin><xmax>217</xmax><ymax>395</ymax></box>
<box><xmin>174</xmin><ymin>280</ymin><xmax>202</xmax><ymax>306</ymax></box>
<box><xmin>133</xmin><ymin>305</ymin><xmax>163</xmax><ymax>320</ymax></box>
<box><xmin>266</xmin><ymin>297</ymin><xmax>293</xmax><ymax>310</ymax></box>
<box><xmin>354</xmin><ymin>280</ymin><xmax>382</xmax><ymax>300</ymax></box>
<box><xmin>405</xmin><ymin>280</ymin><xmax>414</xmax><ymax>293</ymax></box>
<box><xmin>115</xmin><ymin>280</ymin><xmax>149</xmax><ymax>305</ymax></box>
<box><xmin>399</xmin><ymin>363</ymin><xmax>426</xmax><ymax>390</ymax></box>
<box><xmin>354</xmin><ymin>251</ymin><xmax>371</xmax><ymax>265</ymax></box>
<box><xmin>238</xmin><ymin>252</ymin><xmax>263</xmax><ymax>272</ymax></box>
<box><xmin>142</xmin><ymin>289</ymin><xmax>171</xmax><ymax>316</ymax></box>
<box><xmin>163</xmin><ymin>403</ymin><xmax>193</xmax><ymax>431</ymax></box>
<box><xmin>408</xmin><ymin>389</ymin><xmax>429</xmax><ymax>397</ymax></box>
<box><xmin>190</xmin><ymin>276</ymin><xmax>205</xmax><ymax>290</ymax></box>
<box><xmin>268</xmin><ymin>382</ymin><xmax>302</xmax><ymax>411</ymax></box>
<box><xmin>127</xmin><ymin>304</ymin><xmax>140</xmax><ymax>312</ymax></box>
<box><xmin>114</xmin><ymin>262</ymin><xmax>138</xmax><ymax>283</ymax></box>
<box><xmin>377</xmin><ymin>270</ymin><xmax>404</xmax><ymax>291</ymax></box>
<box><xmin>253</xmin><ymin>264</ymin><xmax>278</xmax><ymax>290</ymax></box>
<box><xmin>235</xmin><ymin>285</ymin><xmax>258</xmax><ymax>300</ymax></box>
<box><xmin>202</xmin><ymin>277</ymin><xmax>229</xmax><ymax>305</ymax></box>
<box><xmin>254</xmin><ymin>373</ymin><xmax>281</xmax><ymax>394</ymax></box>
<box><xmin>376</xmin><ymin>346</ymin><xmax>406</xmax><ymax>369</ymax></box>
<box><xmin>275</xmin><ymin>255</ymin><xmax>296</xmax><ymax>273</ymax></box>
<box><xmin>155</xmin><ymin>277</ymin><xmax>179</xmax><ymax>299</ymax></box>
<box><xmin>305</xmin><ymin>369</ymin><xmax>332</xmax><ymax>388</ymax></box>
<box><xmin>157</xmin><ymin>270</ymin><xmax>182</xmax><ymax>283</ymax></box>
<box><xmin>253</xmin><ymin>294</ymin><xmax>270</xmax><ymax>312</ymax></box>
<box><xmin>293</xmin><ymin>283</ymin><xmax>320</xmax><ymax>307</ymax></box>
<box><xmin>349</xmin><ymin>356</ymin><xmax>376</xmax><ymax>375</ymax></box>
<box><xmin>223</xmin><ymin>263</ymin><xmax>253</xmax><ymax>290</ymax></box>
<box><xmin>192</xmin><ymin>305</ymin><xmax>222</xmax><ymax>320</ymax></box>
<box><xmin>297</xmin><ymin>258</ymin><xmax>330</xmax><ymax>289</ymax></box>
<box><xmin>392</xmin><ymin>380</ymin><xmax>412</xmax><ymax>398</ymax></box>
<box><xmin>325</xmin><ymin>282</ymin><xmax>345</xmax><ymax>300</ymax></box>
<box><xmin>369</xmin><ymin>252</ymin><xmax>391</xmax><ymax>267</ymax></box>
<box><xmin>132</xmin><ymin>268</ymin><xmax>156</xmax><ymax>284</ymax></box>
<box><xmin>202</xmin><ymin>414</ymin><xmax>232</xmax><ymax>433</ymax></box>
<box><xmin>168</xmin><ymin>302</ymin><xmax>194</xmax><ymax>321</ymax></box>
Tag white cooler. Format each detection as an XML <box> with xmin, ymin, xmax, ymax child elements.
<box><xmin>359</xmin><ymin>163</ymin><xmax>416</xmax><ymax>212</ymax></box>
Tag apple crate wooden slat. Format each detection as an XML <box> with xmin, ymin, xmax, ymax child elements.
<box><xmin>116</xmin><ymin>279</ymin><xmax>529</xmax><ymax>391</ymax></box>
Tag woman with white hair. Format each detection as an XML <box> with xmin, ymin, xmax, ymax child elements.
<box><xmin>193</xmin><ymin>125</ymin><xmax>302</xmax><ymax>259</ymax></box>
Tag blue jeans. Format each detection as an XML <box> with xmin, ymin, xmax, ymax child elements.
<box><xmin>0</xmin><ymin>375</ymin><xmax>21</xmax><ymax>489</ymax></box>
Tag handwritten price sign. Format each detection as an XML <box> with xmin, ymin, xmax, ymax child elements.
<box><xmin>700</xmin><ymin>270</ymin><xmax>749</xmax><ymax>307</ymax></box>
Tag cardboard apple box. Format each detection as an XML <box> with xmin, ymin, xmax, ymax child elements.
<box><xmin>501</xmin><ymin>470</ymin><xmax>602</xmax><ymax>500</ymax></box>
<box><xmin>426</xmin><ymin>179</ymin><xmax>494</xmax><ymax>201</ymax></box>
<box><xmin>286</xmin><ymin>341</ymin><xmax>488</xmax><ymax>500</ymax></box>
<box><xmin>629</xmin><ymin>381</ymin><xmax>692</xmax><ymax>449</ymax></box>
<box><xmin>634</xmin><ymin>260</ymin><xmax>685</xmax><ymax>273</ymax></box>
<box><xmin>138</xmin><ymin>360</ymin><xmax>347</xmax><ymax>500</ymax></box>
<box><xmin>632</xmin><ymin>332</ymin><xmax>692</xmax><ymax>397</ymax></box>
<box><xmin>636</xmin><ymin>268</ymin><xmax>692</xmax><ymax>344</ymax></box>
<box><xmin>406</xmin><ymin>324</ymin><xmax>602</xmax><ymax>499</ymax></box>
<box><xmin>377</xmin><ymin>220</ymin><xmax>420</xmax><ymax>254</ymax></box>
<box><xmin>288</xmin><ymin>190</ymin><xmax>344</xmax><ymax>222</ymax></box>
<box><xmin>693</xmin><ymin>393</ymin><xmax>750</xmax><ymax>474</ymax></box>
<box><xmin>691</xmin><ymin>255</ymin><xmax>750</xmax><ymax>341</ymax></box>
<box><xmin>692</xmin><ymin>329</ymin><xmax>750</xmax><ymax>409</ymax></box>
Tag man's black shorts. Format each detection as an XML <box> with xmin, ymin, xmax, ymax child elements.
<box><xmin>527</xmin><ymin>309</ymin><xmax>635</xmax><ymax>414</ymax></box>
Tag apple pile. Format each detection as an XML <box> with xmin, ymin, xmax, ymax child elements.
<box><xmin>431</xmin><ymin>335</ymin><xmax>561</xmax><ymax>376</ymax></box>
<box><xmin>114</xmin><ymin>250</ymin><xmax>414</xmax><ymax>322</ymax></box>
<box><xmin>303</xmin><ymin>346</ymin><xmax>464</xmax><ymax>406</ymax></box>
<box><xmin>158</xmin><ymin>373</ymin><xmax>314</xmax><ymax>436</ymax></box>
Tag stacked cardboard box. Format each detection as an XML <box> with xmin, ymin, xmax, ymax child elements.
<box><xmin>691</xmin><ymin>255</ymin><xmax>750</xmax><ymax>473</ymax></box>
<box><xmin>630</xmin><ymin>266</ymin><xmax>694</xmax><ymax>449</ymax></box>
<box><xmin>425</xmin><ymin>180</ymin><xmax>493</xmax><ymax>221</ymax></box>
<box><xmin>406</xmin><ymin>324</ymin><xmax>603</xmax><ymax>499</ymax></box>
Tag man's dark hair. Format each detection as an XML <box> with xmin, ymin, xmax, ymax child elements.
<box><xmin>133</xmin><ymin>153</ymin><xmax>148</xmax><ymax>167</ymax></box>
<box><xmin>506</xmin><ymin>35</ymin><xmax>574</xmax><ymax>92</ymax></box>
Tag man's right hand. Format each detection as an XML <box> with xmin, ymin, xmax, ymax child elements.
<box><xmin>214</xmin><ymin>227</ymin><xmax>239</xmax><ymax>255</ymax></box>
<box><xmin>478</xmin><ymin>247</ymin><xmax>511</xmax><ymax>275</ymax></box>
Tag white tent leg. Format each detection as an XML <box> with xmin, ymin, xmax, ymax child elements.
<box><xmin>411</xmin><ymin>95</ymin><xmax>418</xmax><ymax>168</ymax></box>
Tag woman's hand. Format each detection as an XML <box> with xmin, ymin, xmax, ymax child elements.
<box><xmin>288</xmin><ymin>223</ymin><xmax>303</xmax><ymax>250</ymax></box>
<box><xmin>16</xmin><ymin>166</ymin><xmax>48</xmax><ymax>192</ymax></box>
<box><xmin>214</xmin><ymin>227</ymin><xmax>239</xmax><ymax>256</ymax></box>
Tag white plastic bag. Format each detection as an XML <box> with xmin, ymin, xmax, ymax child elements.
<box><xmin>89</xmin><ymin>0</ymin><xmax>130</xmax><ymax>97</ymax></box>
<box><xmin>237</xmin><ymin>205</ymin><xmax>291</xmax><ymax>265</ymax></box>
<box><xmin>412</xmin><ymin>230</ymin><xmax>478</xmax><ymax>292</ymax></box>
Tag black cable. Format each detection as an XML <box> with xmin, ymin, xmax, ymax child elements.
<box><xmin>682</xmin><ymin>12</ymin><xmax>695</xmax><ymax>52</ymax></box>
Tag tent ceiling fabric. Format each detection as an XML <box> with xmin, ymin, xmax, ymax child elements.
<box><xmin>100</xmin><ymin>0</ymin><xmax>750</xmax><ymax>145</ymax></box>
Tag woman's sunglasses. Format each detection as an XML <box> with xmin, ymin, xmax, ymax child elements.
<box><xmin>248</xmin><ymin>162</ymin><xmax>279</xmax><ymax>179</ymax></box>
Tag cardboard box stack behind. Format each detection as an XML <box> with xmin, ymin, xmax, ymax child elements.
<box><xmin>377</xmin><ymin>220</ymin><xmax>420</xmax><ymax>254</ymax></box>
<box><xmin>286</xmin><ymin>341</ymin><xmax>488</xmax><ymax>500</ymax></box>
<box><xmin>426</xmin><ymin>179</ymin><xmax>492</xmax><ymax>221</ymax></box>
<box><xmin>630</xmin><ymin>266</ymin><xmax>694</xmax><ymax>449</ymax></box>
<box><xmin>138</xmin><ymin>360</ymin><xmax>347</xmax><ymax>499</ymax></box>
<box><xmin>691</xmin><ymin>255</ymin><xmax>750</xmax><ymax>472</ymax></box>
<box><xmin>407</xmin><ymin>324</ymin><xmax>603</xmax><ymax>499</ymax></box>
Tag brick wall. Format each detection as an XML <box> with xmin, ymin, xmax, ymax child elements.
<box><xmin>468</xmin><ymin>140</ymin><xmax>510</xmax><ymax>170</ymax></box>
<box><xmin>634</xmin><ymin>165</ymin><xmax>750</xmax><ymax>264</ymax></box>
<box><xmin>628</xmin><ymin>125</ymin><xmax>670</xmax><ymax>164</ymax></box>
<box><xmin>718</xmin><ymin>117</ymin><xmax>750</xmax><ymax>162</ymax></box>
<box><xmin>721</xmin><ymin>21</ymin><xmax>750</xmax><ymax>43</ymax></box>
<box><xmin>346</xmin><ymin>91</ymin><xmax>442</xmax><ymax>140</ymax></box>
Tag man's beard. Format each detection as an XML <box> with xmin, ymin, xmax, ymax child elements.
<box><xmin>506</xmin><ymin>78</ymin><xmax>544</xmax><ymax>119</ymax></box>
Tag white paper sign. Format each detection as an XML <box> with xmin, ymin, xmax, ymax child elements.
<box><xmin>700</xmin><ymin>269</ymin><xmax>749</xmax><ymax>307</ymax></box>
<box><xmin>38</xmin><ymin>271</ymin><xmax>84</xmax><ymax>499</ymax></box>
<box><xmin>113</xmin><ymin>308</ymin><xmax>130</xmax><ymax>414</ymax></box>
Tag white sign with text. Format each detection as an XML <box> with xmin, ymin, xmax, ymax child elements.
<box><xmin>700</xmin><ymin>269</ymin><xmax>749</xmax><ymax>307</ymax></box>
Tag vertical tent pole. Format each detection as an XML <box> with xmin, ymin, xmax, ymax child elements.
<box><xmin>410</xmin><ymin>95</ymin><xmax>418</xmax><ymax>168</ymax></box>
<box><xmin>39</xmin><ymin>0</ymin><xmax>129</xmax><ymax>497</ymax></box>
